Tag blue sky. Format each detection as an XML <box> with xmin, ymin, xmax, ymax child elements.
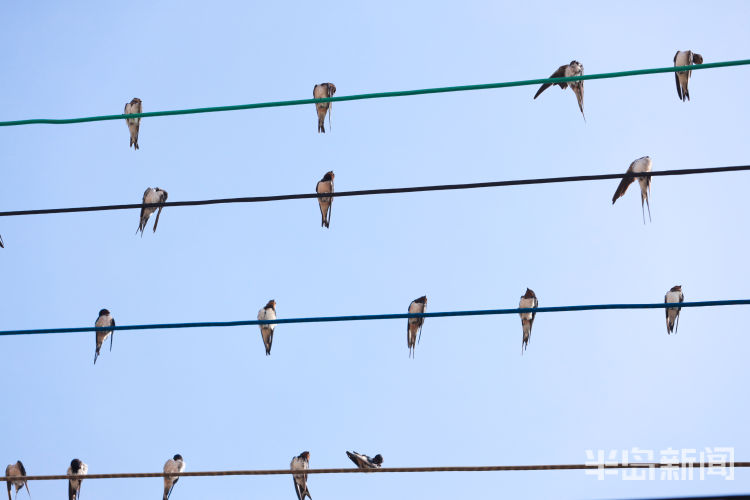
<box><xmin>0</xmin><ymin>1</ymin><xmax>748</xmax><ymax>499</ymax></box>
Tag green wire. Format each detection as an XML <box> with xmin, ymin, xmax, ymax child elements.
<box><xmin>1</xmin><ymin>59</ymin><xmax>747</xmax><ymax>127</ymax></box>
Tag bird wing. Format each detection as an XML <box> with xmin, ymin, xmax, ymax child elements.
<box><xmin>152</xmin><ymin>191</ymin><xmax>167</xmax><ymax>233</ymax></box>
<box><xmin>612</xmin><ymin>163</ymin><xmax>636</xmax><ymax>204</ymax></box>
<box><xmin>534</xmin><ymin>65</ymin><xmax>567</xmax><ymax>99</ymax></box>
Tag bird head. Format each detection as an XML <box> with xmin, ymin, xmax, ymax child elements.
<box><xmin>326</xmin><ymin>84</ymin><xmax>336</xmax><ymax>97</ymax></box>
<box><xmin>415</xmin><ymin>296</ymin><xmax>427</xmax><ymax>304</ymax></box>
<box><xmin>70</xmin><ymin>459</ymin><xmax>82</xmax><ymax>473</ymax></box>
<box><xmin>372</xmin><ymin>454</ymin><xmax>383</xmax><ymax>465</ymax></box>
<box><xmin>173</xmin><ymin>454</ymin><xmax>183</xmax><ymax>461</ymax></box>
<box><xmin>671</xmin><ymin>285</ymin><xmax>682</xmax><ymax>292</ymax></box>
<box><xmin>266</xmin><ymin>300</ymin><xmax>276</xmax><ymax>310</ymax></box>
<box><xmin>300</xmin><ymin>451</ymin><xmax>310</xmax><ymax>461</ymax></box>
<box><xmin>131</xmin><ymin>98</ymin><xmax>142</xmax><ymax>104</ymax></box>
<box><xmin>693</xmin><ymin>53</ymin><xmax>704</xmax><ymax>64</ymax></box>
<box><xmin>523</xmin><ymin>288</ymin><xmax>536</xmax><ymax>298</ymax></box>
<box><xmin>99</xmin><ymin>309</ymin><xmax>110</xmax><ymax>317</ymax></box>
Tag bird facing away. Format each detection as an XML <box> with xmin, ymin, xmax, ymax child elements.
<box><xmin>665</xmin><ymin>285</ymin><xmax>684</xmax><ymax>334</ymax></box>
<box><xmin>137</xmin><ymin>187</ymin><xmax>169</xmax><ymax>236</ymax></box>
<box><xmin>519</xmin><ymin>288</ymin><xmax>538</xmax><ymax>355</ymax></box>
<box><xmin>313</xmin><ymin>83</ymin><xmax>336</xmax><ymax>133</ymax></box>
<box><xmin>5</xmin><ymin>461</ymin><xmax>29</xmax><ymax>500</ymax></box>
<box><xmin>407</xmin><ymin>296</ymin><xmax>427</xmax><ymax>358</ymax></box>
<box><xmin>291</xmin><ymin>451</ymin><xmax>311</xmax><ymax>500</ymax></box>
<box><xmin>674</xmin><ymin>50</ymin><xmax>704</xmax><ymax>101</ymax></box>
<box><xmin>316</xmin><ymin>171</ymin><xmax>335</xmax><ymax>228</ymax></box>
<box><xmin>163</xmin><ymin>454</ymin><xmax>185</xmax><ymax>500</ymax></box>
<box><xmin>346</xmin><ymin>451</ymin><xmax>383</xmax><ymax>469</ymax></box>
<box><xmin>124</xmin><ymin>98</ymin><xmax>142</xmax><ymax>150</ymax></box>
<box><xmin>67</xmin><ymin>459</ymin><xmax>88</xmax><ymax>500</ymax></box>
<box><xmin>612</xmin><ymin>156</ymin><xmax>653</xmax><ymax>224</ymax></box>
<box><xmin>93</xmin><ymin>309</ymin><xmax>115</xmax><ymax>365</ymax></box>
<box><xmin>533</xmin><ymin>61</ymin><xmax>585</xmax><ymax>120</ymax></box>
<box><xmin>257</xmin><ymin>300</ymin><xmax>277</xmax><ymax>355</ymax></box>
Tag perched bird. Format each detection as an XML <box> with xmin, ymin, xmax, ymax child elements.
<box><xmin>67</xmin><ymin>459</ymin><xmax>88</xmax><ymax>500</ymax></box>
<box><xmin>612</xmin><ymin>156</ymin><xmax>653</xmax><ymax>224</ymax></box>
<box><xmin>257</xmin><ymin>300</ymin><xmax>277</xmax><ymax>355</ymax></box>
<box><xmin>674</xmin><ymin>51</ymin><xmax>704</xmax><ymax>101</ymax></box>
<box><xmin>519</xmin><ymin>288</ymin><xmax>538</xmax><ymax>354</ymax></box>
<box><xmin>534</xmin><ymin>61</ymin><xmax>585</xmax><ymax>120</ymax></box>
<box><xmin>124</xmin><ymin>98</ymin><xmax>142</xmax><ymax>150</ymax></box>
<box><xmin>316</xmin><ymin>171</ymin><xmax>335</xmax><ymax>228</ymax></box>
<box><xmin>407</xmin><ymin>296</ymin><xmax>427</xmax><ymax>358</ymax></box>
<box><xmin>163</xmin><ymin>454</ymin><xmax>185</xmax><ymax>500</ymax></box>
<box><xmin>5</xmin><ymin>461</ymin><xmax>29</xmax><ymax>500</ymax></box>
<box><xmin>290</xmin><ymin>451</ymin><xmax>311</xmax><ymax>500</ymax></box>
<box><xmin>665</xmin><ymin>285</ymin><xmax>685</xmax><ymax>334</ymax></box>
<box><xmin>94</xmin><ymin>309</ymin><xmax>115</xmax><ymax>365</ymax></box>
<box><xmin>137</xmin><ymin>187</ymin><xmax>169</xmax><ymax>236</ymax></box>
<box><xmin>346</xmin><ymin>451</ymin><xmax>383</xmax><ymax>469</ymax></box>
<box><xmin>313</xmin><ymin>83</ymin><xmax>336</xmax><ymax>133</ymax></box>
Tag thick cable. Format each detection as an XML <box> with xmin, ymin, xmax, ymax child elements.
<box><xmin>0</xmin><ymin>59</ymin><xmax>747</xmax><ymax>127</ymax></box>
<box><xmin>0</xmin><ymin>300</ymin><xmax>747</xmax><ymax>337</ymax></box>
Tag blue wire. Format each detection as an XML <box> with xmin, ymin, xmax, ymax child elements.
<box><xmin>0</xmin><ymin>300</ymin><xmax>747</xmax><ymax>336</ymax></box>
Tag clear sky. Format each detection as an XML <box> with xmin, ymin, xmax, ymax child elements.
<box><xmin>0</xmin><ymin>1</ymin><xmax>748</xmax><ymax>499</ymax></box>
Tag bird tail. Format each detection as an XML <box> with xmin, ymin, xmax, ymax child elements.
<box><xmin>317</xmin><ymin>107</ymin><xmax>326</xmax><ymax>133</ymax></box>
<box><xmin>68</xmin><ymin>482</ymin><xmax>76</xmax><ymax>500</ymax></box>
<box><xmin>533</xmin><ymin>83</ymin><xmax>552</xmax><ymax>99</ymax></box>
<box><xmin>163</xmin><ymin>484</ymin><xmax>170</xmax><ymax>500</ymax></box>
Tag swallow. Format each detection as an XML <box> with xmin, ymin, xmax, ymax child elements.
<box><xmin>313</xmin><ymin>83</ymin><xmax>336</xmax><ymax>133</ymax></box>
<box><xmin>290</xmin><ymin>451</ymin><xmax>311</xmax><ymax>500</ymax></box>
<box><xmin>407</xmin><ymin>296</ymin><xmax>427</xmax><ymax>358</ymax></box>
<box><xmin>137</xmin><ymin>187</ymin><xmax>169</xmax><ymax>236</ymax></box>
<box><xmin>94</xmin><ymin>309</ymin><xmax>115</xmax><ymax>365</ymax></box>
<box><xmin>316</xmin><ymin>171</ymin><xmax>334</xmax><ymax>228</ymax></box>
<box><xmin>519</xmin><ymin>288</ymin><xmax>538</xmax><ymax>354</ymax></box>
<box><xmin>163</xmin><ymin>454</ymin><xmax>185</xmax><ymax>500</ymax></box>
<box><xmin>665</xmin><ymin>285</ymin><xmax>684</xmax><ymax>334</ymax></box>
<box><xmin>5</xmin><ymin>461</ymin><xmax>29</xmax><ymax>500</ymax></box>
<box><xmin>346</xmin><ymin>451</ymin><xmax>383</xmax><ymax>469</ymax></box>
<box><xmin>612</xmin><ymin>156</ymin><xmax>653</xmax><ymax>224</ymax></box>
<box><xmin>124</xmin><ymin>98</ymin><xmax>142</xmax><ymax>150</ymax></box>
<box><xmin>534</xmin><ymin>61</ymin><xmax>585</xmax><ymax>120</ymax></box>
<box><xmin>674</xmin><ymin>51</ymin><xmax>704</xmax><ymax>101</ymax></box>
<box><xmin>67</xmin><ymin>459</ymin><xmax>88</xmax><ymax>500</ymax></box>
<box><xmin>257</xmin><ymin>300</ymin><xmax>276</xmax><ymax>355</ymax></box>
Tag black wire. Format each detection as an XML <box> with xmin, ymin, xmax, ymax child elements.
<box><xmin>0</xmin><ymin>165</ymin><xmax>748</xmax><ymax>217</ymax></box>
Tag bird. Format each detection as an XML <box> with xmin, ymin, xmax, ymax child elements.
<box><xmin>124</xmin><ymin>98</ymin><xmax>142</xmax><ymax>150</ymax></box>
<box><xmin>137</xmin><ymin>187</ymin><xmax>169</xmax><ymax>236</ymax></box>
<box><xmin>316</xmin><ymin>171</ymin><xmax>335</xmax><ymax>228</ymax></box>
<box><xmin>519</xmin><ymin>288</ymin><xmax>538</xmax><ymax>354</ymax></box>
<box><xmin>665</xmin><ymin>285</ymin><xmax>684</xmax><ymax>334</ymax></box>
<box><xmin>290</xmin><ymin>451</ymin><xmax>311</xmax><ymax>500</ymax></box>
<box><xmin>313</xmin><ymin>83</ymin><xmax>336</xmax><ymax>133</ymax></box>
<box><xmin>163</xmin><ymin>454</ymin><xmax>185</xmax><ymax>500</ymax></box>
<box><xmin>67</xmin><ymin>459</ymin><xmax>88</xmax><ymax>500</ymax></box>
<box><xmin>257</xmin><ymin>300</ymin><xmax>276</xmax><ymax>355</ymax></box>
<box><xmin>5</xmin><ymin>461</ymin><xmax>29</xmax><ymax>500</ymax></box>
<box><xmin>674</xmin><ymin>51</ymin><xmax>704</xmax><ymax>101</ymax></box>
<box><xmin>533</xmin><ymin>61</ymin><xmax>585</xmax><ymax>120</ymax></box>
<box><xmin>612</xmin><ymin>156</ymin><xmax>653</xmax><ymax>224</ymax></box>
<box><xmin>346</xmin><ymin>451</ymin><xmax>383</xmax><ymax>469</ymax></box>
<box><xmin>93</xmin><ymin>309</ymin><xmax>115</xmax><ymax>365</ymax></box>
<box><xmin>407</xmin><ymin>296</ymin><xmax>427</xmax><ymax>358</ymax></box>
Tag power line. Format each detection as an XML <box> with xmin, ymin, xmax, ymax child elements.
<box><xmin>5</xmin><ymin>461</ymin><xmax>749</xmax><ymax>481</ymax></box>
<box><xmin>1</xmin><ymin>300</ymin><xmax>748</xmax><ymax>337</ymax></box>
<box><xmin>0</xmin><ymin>59</ymin><xmax>747</xmax><ymax>127</ymax></box>
<box><xmin>1</xmin><ymin>165</ymin><xmax>748</xmax><ymax>218</ymax></box>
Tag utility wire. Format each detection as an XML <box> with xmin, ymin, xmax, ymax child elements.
<box><xmin>1</xmin><ymin>300</ymin><xmax>748</xmax><ymax>337</ymax></box>
<box><xmin>0</xmin><ymin>59</ymin><xmax>747</xmax><ymax>127</ymax></box>
<box><xmin>4</xmin><ymin>462</ymin><xmax>749</xmax><ymax>481</ymax></box>
<box><xmin>0</xmin><ymin>165</ymin><xmax>748</xmax><ymax>218</ymax></box>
